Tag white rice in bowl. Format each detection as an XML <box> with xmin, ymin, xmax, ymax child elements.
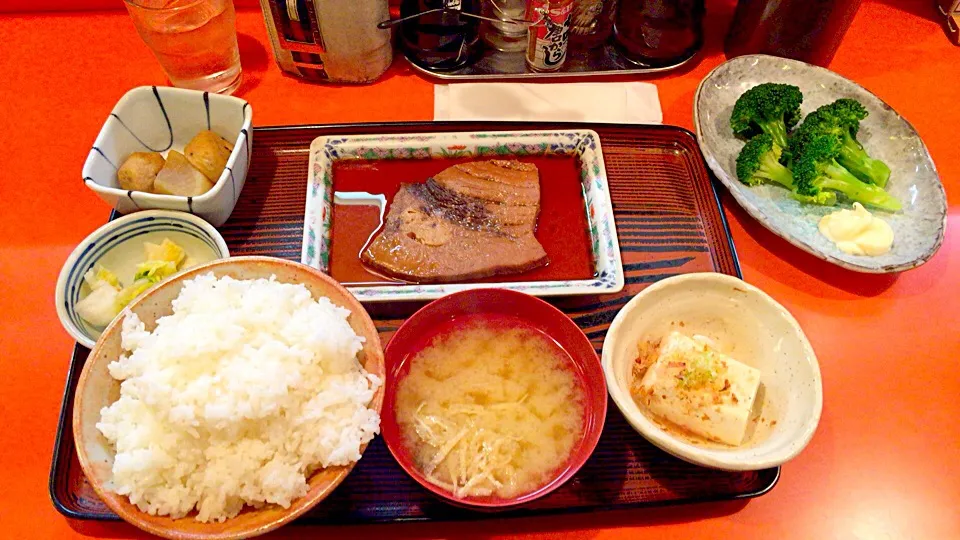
<box><xmin>96</xmin><ymin>273</ymin><xmax>382</xmax><ymax>522</ymax></box>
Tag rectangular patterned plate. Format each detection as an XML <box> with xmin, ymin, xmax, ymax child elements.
<box><xmin>50</xmin><ymin>122</ymin><xmax>778</xmax><ymax>523</ymax></box>
<box><xmin>302</xmin><ymin>130</ymin><xmax>624</xmax><ymax>302</ymax></box>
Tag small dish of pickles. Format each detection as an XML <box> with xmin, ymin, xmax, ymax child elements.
<box><xmin>83</xmin><ymin>86</ymin><xmax>253</xmax><ymax>226</ymax></box>
<box><xmin>55</xmin><ymin>209</ymin><xmax>230</xmax><ymax>348</ymax></box>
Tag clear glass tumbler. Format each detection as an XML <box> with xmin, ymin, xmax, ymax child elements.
<box><xmin>124</xmin><ymin>0</ymin><xmax>243</xmax><ymax>94</ymax></box>
<box><xmin>481</xmin><ymin>0</ymin><xmax>529</xmax><ymax>52</ymax></box>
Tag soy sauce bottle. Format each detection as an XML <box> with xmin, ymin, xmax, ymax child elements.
<box><xmin>399</xmin><ymin>0</ymin><xmax>483</xmax><ymax>71</ymax></box>
<box><xmin>613</xmin><ymin>0</ymin><xmax>704</xmax><ymax>67</ymax></box>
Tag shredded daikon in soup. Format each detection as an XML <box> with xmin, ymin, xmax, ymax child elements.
<box><xmin>396</xmin><ymin>321</ymin><xmax>585</xmax><ymax>499</ymax></box>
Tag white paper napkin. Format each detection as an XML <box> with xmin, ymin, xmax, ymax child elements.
<box><xmin>434</xmin><ymin>82</ymin><xmax>662</xmax><ymax>124</ymax></box>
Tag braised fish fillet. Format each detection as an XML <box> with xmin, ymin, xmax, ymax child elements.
<box><xmin>362</xmin><ymin>160</ymin><xmax>549</xmax><ymax>282</ymax></box>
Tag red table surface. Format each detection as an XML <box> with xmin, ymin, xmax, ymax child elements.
<box><xmin>1</xmin><ymin>1</ymin><xmax>958</xmax><ymax>539</ymax></box>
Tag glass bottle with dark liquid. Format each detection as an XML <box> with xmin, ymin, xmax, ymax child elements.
<box><xmin>399</xmin><ymin>0</ymin><xmax>483</xmax><ymax>71</ymax></box>
<box><xmin>613</xmin><ymin>0</ymin><xmax>704</xmax><ymax>67</ymax></box>
<box><xmin>724</xmin><ymin>0</ymin><xmax>862</xmax><ymax>66</ymax></box>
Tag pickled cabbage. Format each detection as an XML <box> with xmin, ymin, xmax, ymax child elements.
<box><xmin>75</xmin><ymin>239</ymin><xmax>190</xmax><ymax>328</ymax></box>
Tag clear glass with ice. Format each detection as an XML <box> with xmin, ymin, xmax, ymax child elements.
<box><xmin>125</xmin><ymin>0</ymin><xmax>242</xmax><ymax>94</ymax></box>
<box><xmin>481</xmin><ymin>0</ymin><xmax>529</xmax><ymax>52</ymax></box>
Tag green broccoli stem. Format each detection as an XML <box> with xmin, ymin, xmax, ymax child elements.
<box><xmin>818</xmin><ymin>161</ymin><xmax>902</xmax><ymax>212</ymax></box>
<box><xmin>762</xmin><ymin>121</ymin><xmax>790</xmax><ymax>149</ymax></box>
<box><xmin>757</xmin><ymin>150</ymin><xmax>795</xmax><ymax>189</ymax></box>
<box><xmin>793</xmin><ymin>191</ymin><xmax>838</xmax><ymax>206</ymax></box>
<box><xmin>837</xmin><ymin>137</ymin><xmax>891</xmax><ymax>188</ymax></box>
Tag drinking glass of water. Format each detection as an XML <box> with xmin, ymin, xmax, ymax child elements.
<box><xmin>124</xmin><ymin>0</ymin><xmax>243</xmax><ymax>94</ymax></box>
<box><xmin>481</xmin><ymin>0</ymin><xmax>529</xmax><ymax>52</ymax></box>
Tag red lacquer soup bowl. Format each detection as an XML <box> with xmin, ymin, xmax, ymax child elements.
<box><xmin>381</xmin><ymin>288</ymin><xmax>607</xmax><ymax>510</ymax></box>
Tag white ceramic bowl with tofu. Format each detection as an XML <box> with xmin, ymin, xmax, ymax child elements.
<box><xmin>601</xmin><ymin>273</ymin><xmax>822</xmax><ymax>471</ymax></box>
<box><xmin>82</xmin><ymin>86</ymin><xmax>253</xmax><ymax>227</ymax></box>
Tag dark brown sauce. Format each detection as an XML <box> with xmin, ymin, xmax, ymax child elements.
<box><xmin>614</xmin><ymin>0</ymin><xmax>703</xmax><ymax>67</ymax></box>
<box><xmin>328</xmin><ymin>156</ymin><xmax>596</xmax><ymax>286</ymax></box>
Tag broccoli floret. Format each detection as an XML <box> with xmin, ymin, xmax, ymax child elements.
<box><xmin>736</xmin><ymin>134</ymin><xmax>795</xmax><ymax>190</ymax></box>
<box><xmin>793</xmin><ymin>191</ymin><xmax>838</xmax><ymax>206</ymax></box>
<box><xmin>793</xmin><ymin>99</ymin><xmax>891</xmax><ymax>187</ymax></box>
<box><xmin>785</xmin><ymin>123</ymin><xmax>818</xmax><ymax>165</ymax></box>
<box><xmin>793</xmin><ymin>134</ymin><xmax>901</xmax><ymax>212</ymax></box>
<box><xmin>730</xmin><ymin>83</ymin><xmax>803</xmax><ymax>149</ymax></box>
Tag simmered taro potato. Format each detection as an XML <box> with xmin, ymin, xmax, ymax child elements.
<box><xmin>153</xmin><ymin>150</ymin><xmax>215</xmax><ymax>197</ymax></box>
<box><xmin>184</xmin><ymin>130</ymin><xmax>234</xmax><ymax>182</ymax></box>
<box><xmin>117</xmin><ymin>152</ymin><xmax>165</xmax><ymax>192</ymax></box>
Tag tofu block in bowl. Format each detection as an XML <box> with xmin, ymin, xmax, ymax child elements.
<box><xmin>601</xmin><ymin>273</ymin><xmax>822</xmax><ymax>471</ymax></box>
<box><xmin>82</xmin><ymin>86</ymin><xmax>253</xmax><ymax>227</ymax></box>
<box><xmin>634</xmin><ymin>331</ymin><xmax>762</xmax><ymax>446</ymax></box>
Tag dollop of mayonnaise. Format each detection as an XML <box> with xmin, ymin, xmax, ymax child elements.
<box><xmin>818</xmin><ymin>203</ymin><xmax>894</xmax><ymax>256</ymax></box>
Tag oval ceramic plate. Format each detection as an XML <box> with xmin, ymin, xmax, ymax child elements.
<box><xmin>694</xmin><ymin>54</ymin><xmax>947</xmax><ymax>273</ymax></box>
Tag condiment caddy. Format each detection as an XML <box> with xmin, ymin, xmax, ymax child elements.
<box><xmin>392</xmin><ymin>0</ymin><xmax>704</xmax><ymax>80</ymax></box>
<box><xmin>403</xmin><ymin>44</ymin><xmax>698</xmax><ymax>80</ymax></box>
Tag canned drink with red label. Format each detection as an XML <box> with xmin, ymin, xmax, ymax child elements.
<box><xmin>525</xmin><ymin>0</ymin><xmax>575</xmax><ymax>72</ymax></box>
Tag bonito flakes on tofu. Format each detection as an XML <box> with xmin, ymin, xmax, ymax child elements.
<box><xmin>631</xmin><ymin>331</ymin><xmax>761</xmax><ymax>446</ymax></box>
